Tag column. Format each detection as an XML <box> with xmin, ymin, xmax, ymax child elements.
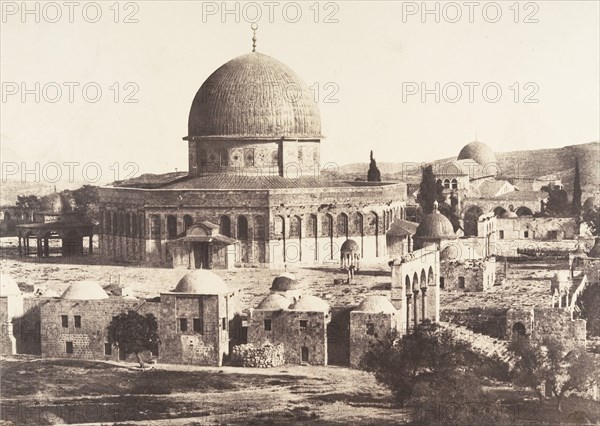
<box><xmin>89</xmin><ymin>235</ymin><xmax>93</xmax><ymax>254</ymax></box>
<box><xmin>406</xmin><ymin>294</ymin><xmax>412</xmax><ymax>333</ymax></box>
<box><xmin>421</xmin><ymin>289</ymin><xmax>427</xmax><ymax>321</ymax></box>
<box><xmin>413</xmin><ymin>290</ymin><xmax>419</xmax><ymax>327</ymax></box>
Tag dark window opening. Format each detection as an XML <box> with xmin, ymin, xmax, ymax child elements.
<box><xmin>440</xmin><ymin>277</ymin><xmax>445</xmax><ymax>289</ymax></box>
<box><xmin>66</xmin><ymin>341</ymin><xmax>74</xmax><ymax>354</ymax></box>
<box><xmin>264</xmin><ymin>319</ymin><xmax>272</xmax><ymax>331</ymax></box>
<box><xmin>179</xmin><ymin>318</ymin><xmax>188</xmax><ymax>332</ymax></box>
<box><xmin>222</xmin><ymin>318</ymin><xmax>227</xmax><ymax>330</ymax></box>
<box><xmin>499</xmin><ymin>230</ymin><xmax>505</xmax><ymax>239</ymax></box>
<box><xmin>61</xmin><ymin>315</ymin><xmax>68</xmax><ymax>328</ymax></box>
<box><xmin>104</xmin><ymin>343</ymin><xmax>112</xmax><ymax>355</ymax></box>
<box><xmin>74</xmin><ymin>315</ymin><xmax>81</xmax><ymax>328</ymax></box>
<box><xmin>300</xmin><ymin>320</ymin><xmax>308</xmax><ymax>330</ymax></box>
<box><xmin>524</xmin><ymin>231</ymin><xmax>529</xmax><ymax>238</ymax></box>
<box><xmin>366</xmin><ymin>322</ymin><xmax>375</xmax><ymax>336</ymax></box>
<box><xmin>458</xmin><ymin>276</ymin><xmax>465</xmax><ymax>289</ymax></box>
<box><xmin>193</xmin><ymin>318</ymin><xmax>203</xmax><ymax>334</ymax></box>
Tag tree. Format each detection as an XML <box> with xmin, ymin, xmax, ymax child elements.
<box><xmin>367</xmin><ymin>150</ymin><xmax>381</xmax><ymax>182</ymax></box>
<box><xmin>107</xmin><ymin>311</ymin><xmax>160</xmax><ymax>368</ymax></box>
<box><xmin>361</xmin><ymin>321</ymin><xmax>470</xmax><ymax>405</ymax></box>
<box><xmin>417</xmin><ymin>165</ymin><xmax>437</xmax><ymax>215</ymax></box>
<box><xmin>15</xmin><ymin>194</ymin><xmax>40</xmax><ymax>210</ymax></box>
<box><xmin>572</xmin><ymin>159</ymin><xmax>582</xmax><ymax>215</ymax></box>
<box><xmin>578</xmin><ymin>284</ymin><xmax>600</xmax><ymax>336</ymax></box>
<box><xmin>509</xmin><ymin>337</ymin><xmax>598</xmax><ymax>411</ymax></box>
<box><xmin>542</xmin><ymin>186</ymin><xmax>569</xmax><ymax>216</ymax></box>
<box><xmin>582</xmin><ymin>206</ymin><xmax>600</xmax><ymax>236</ymax></box>
<box><xmin>71</xmin><ymin>185</ymin><xmax>99</xmax><ymax>222</ymax></box>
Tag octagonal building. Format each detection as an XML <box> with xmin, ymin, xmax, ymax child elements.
<box><xmin>97</xmin><ymin>41</ymin><xmax>407</xmax><ymax>268</ymax></box>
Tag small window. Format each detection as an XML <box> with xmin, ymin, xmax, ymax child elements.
<box><xmin>524</xmin><ymin>231</ymin><xmax>529</xmax><ymax>238</ymax></box>
<box><xmin>61</xmin><ymin>315</ymin><xmax>68</xmax><ymax>328</ymax></box>
<box><xmin>458</xmin><ymin>276</ymin><xmax>465</xmax><ymax>289</ymax></box>
<box><xmin>222</xmin><ymin>318</ymin><xmax>227</xmax><ymax>330</ymax></box>
<box><xmin>179</xmin><ymin>318</ymin><xmax>188</xmax><ymax>332</ymax></box>
<box><xmin>264</xmin><ymin>319</ymin><xmax>272</xmax><ymax>331</ymax></box>
<box><xmin>74</xmin><ymin>315</ymin><xmax>81</xmax><ymax>328</ymax></box>
<box><xmin>104</xmin><ymin>343</ymin><xmax>112</xmax><ymax>356</ymax></box>
<box><xmin>299</xmin><ymin>320</ymin><xmax>308</xmax><ymax>330</ymax></box>
<box><xmin>193</xmin><ymin>318</ymin><xmax>203</xmax><ymax>334</ymax></box>
<box><xmin>66</xmin><ymin>341</ymin><xmax>74</xmax><ymax>354</ymax></box>
<box><xmin>499</xmin><ymin>230</ymin><xmax>504</xmax><ymax>240</ymax></box>
<box><xmin>366</xmin><ymin>323</ymin><xmax>375</xmax><ymax>336</ymax></box>
<box><xmin>440</xmin><ymin>277</ymin><xmax>445</xmax><ymax>289</ymax></box>
<box><xmin>151</xmin><ymin>347</ymin><xmax>158</xmax><ymax>357</ymax></box>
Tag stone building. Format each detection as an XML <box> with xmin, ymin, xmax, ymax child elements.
<box><xmin>159</xmin><ymin>270</ymin><xmax>243</xmax><ymax>366</ymax></box>
<box><xmin>349</xmin><ymin>295</ymin><xmax>399</xmax><ymax>368</ymax></box>
<box><xmin>439</xmin><ymin>256</ymin><xmax>496</xmax><ymax>292</ymax></box>
<box><xmin>248</xmin><ymin>293</ymin><xmax>330</xmax><ymax>365</ymax></box>
<box><xmin>97</xmin><ymin>41</ymin><xmax>407</xmax><ymax>269</ymax></box>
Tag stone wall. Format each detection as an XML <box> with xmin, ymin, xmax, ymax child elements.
<box><xmin>440</xmin><ymin>307</ymin><xmax>508</xmax><ymax>338</ymax></box>
<box><xmin>440</xmin><ymin>258</ymin><xmax>496</xmax><ymax>292</ymax></box>
<box><xmin>497</xmin><ymin>217</ymin><xmax>579</xmax><ymax>242</ymax></box>
<box><xmin>231</xmin><ymin>343</ymin><xmax>285</xmax><ymax>367</ymax></box>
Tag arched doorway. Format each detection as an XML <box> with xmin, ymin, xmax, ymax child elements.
<box><xmin>512</xmin><ymin>322</ymin><xmax>527</xmax><ymax>341</ymax></box>
<box><xmin>516</xmin><ymin>206</ymin><xmax>533</xmax><ymax>216</ymax></box>
<box><xmin>493</xmin><ymin>206</ymin><xmax>507</xmax><ymax>217</ymax></box>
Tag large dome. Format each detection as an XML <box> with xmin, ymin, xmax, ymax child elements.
<box><xmin>187</xmin><ymin>52</ymin><xmax>321</xmax><ymax>140</ymax></box>
<box><xmin>61</xmin><ymin>281</ymin><xmax>109</xmax><ymax>300</ymax></box>
<box><xmin>457</xmin><ymin>141</ymin><xmax>497</xmax><ymax>167</ymax></box>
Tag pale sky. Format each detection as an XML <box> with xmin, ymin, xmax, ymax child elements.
<box><xmin>1</xmin><ymin>1</ymin><xmax>599</xmax><ymax>185</ymax></box>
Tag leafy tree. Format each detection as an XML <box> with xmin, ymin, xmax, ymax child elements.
<box><xmin>509</xmin><ymin>337</ymin><xmax>598</xmax><ymax>411</ymax></box>
<box><xmin>71</xmin><ymin>185</ymin><xmax>99</xmax><ymax>222</ymax></box>
<box><xmin>107</xmin><ymin>311</ymin><xmax>160</xmax><ymax>368</ymax></box>
<box><xmin>578</xmin><ymin>284</ymin><xmax>600</xmax><ymax>336</ymax></box>
<box><xmin>15</xmin><ymin>195</ymin><xmax>40</xmax><ymax>210</ymax></box>
<box><xmin>542</xmin><ymin>186</ymin><xmax>569</xmax><ymax>216</ymax></box>
<box><xmin>367</xmin><ymin>150</ymin><xmax>381</xmax><ymax>182</ymax></box>
<box><xmin>361</xmin><ymin>321</ymin><xmax>470</xmax><ymax>405</ymax></box>
<box><xmin>572</xmin><ymin>159</ymin><xmax>582</xmax><ymax>215</ymax></box>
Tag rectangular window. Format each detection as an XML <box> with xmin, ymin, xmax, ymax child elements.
<box><xmin>74</xmin><ymin>315</ymin><xmax>81</xmax><ymax>328</ymax></box>
<box><xmin>61</xmin><ymin>315</ymin><xmax>68</xmax><ymax>328</ymax></box>
<box><xmin>104</xmin><ymin>343</ymin><xmax>112</xmax><ymax>356</ymax></box>
<box><xmin>299</xmin><ymin>320</ymin><xmax>308</xmax><ymax>330</ymax></box>
<box><xmin>366</xmin><ymin>323</ymin><xmax>375</xmax><ymax>336</ymax></box>
<box><xmin>222</xmin><ymin>318</ymin><xmax>227</xmax><ymax>330</ymax></box>
<box><xmin>264</xmin><ymin>319</ymin><xmax>272</xmax><ymax>331</ymax></box>
<box><xmin>66</xmin><ymin>341</ymin><xmax>74</xmax><ymax>354</ymax></box>
<box><xmin>193</xmin><ymin>318</ymin><xmax>203</xmax><ymax>334</ymax></box>
<box><xmin>220</xmin><ymin>150</ymin><xmax>229</xmax><ymax>167</ymax></box>
<box><xmin>499</xmin><ymin>230</ymin><xmax>504</xmax><ymax>240</ymax></box>
<box><xmin>458</xmin><ymin>276</ymin><xmax>465</xmax><ymax>289</ymax></box>
<box><xmin>179</xmin><ymin>318</ymin><xmax>188</xmax><ymax>332</ymax></box>
<box><xmin>524</xmin><ymin>231</ymin><xmax>529</xmax><ymax>238</ymax></box>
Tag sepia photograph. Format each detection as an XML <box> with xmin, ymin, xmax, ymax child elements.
<box><xmin>1</xmin><ymin>1</ymin><xmax>599</xmax><ymax>424</ymax></box>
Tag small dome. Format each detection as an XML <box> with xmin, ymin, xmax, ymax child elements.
<box><xmin>500</xmin><ymin>211</ymin><xmax>519</xmax><ymax>219</ymax></box>
<box><xmin>37</xmin><ymin>288</ymin><xmax>60</xmax><ymax>298</ymax></box>
<box><xmin>583</xmin><ymin>196</ymin><xmax>598</xmax><ymax>211</ymax></box>
<box><xmin>588</xmin><ymin>238</ymin><xmax>600</xmax><ymax>258</ymax></box>
<box><xmin>289</xmin><ymin>295</ymin><xmax>329</xmax><ymax>312</ymax></box>
<box><xmin>40</xmin><ymin>193</ymin><xmax>72</xmax><ymax>214</ymax></box>
<box><xmin>553</xmin><ymin>271</ymin><xmax>571</xmax><ymax>283</ymax></box>
<box><xmin>256</xmin><ymin>294</ymin><xmax>289</xmax><ymax>310</ymax></box>
<box><xmin>457</xmin><ymin>141</ymin><xmax>497</xmax><ymax>167</ymax></box>
<box><xmin>0</xmin><ymin>274</ymin><xmax>21</xmax><ymax>297</ymax></box>
<box><xmin>356</xmin><ymin>295</ymin><xmax>396</xmax><ymax>314</ymax></box>
<box><xmin>271</xmin><ymin>273</ymin><xmax>299</xmax><ymax>292</ymax></box>
<box><xmin>416</xmin><ymin>212</ymin><xmax>455</xmax><ymax>240</ymax></box>
<box><xmin>61</xmin><ymin>281</ymin><xmax>109</xmax><ymax>300</ymax></box>
<box><xmin>440</xmin><ymin>245</ymin><xmax>460</xmax><ymax>261</ymax></box>
<box><xmin>341</xmin><ymin>239</ymin><xmax>360</xmax><ymax>253</ymax></box>
<box><xmin>173</xmin><ymin>270</ymin><xmax>229</xmax><ymax>295</ymax></box>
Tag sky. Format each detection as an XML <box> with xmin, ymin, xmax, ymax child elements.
<box><xmin>1</xmin><ymin>1</ymin><xmax>599</xmax><ymax>186</ymax></box>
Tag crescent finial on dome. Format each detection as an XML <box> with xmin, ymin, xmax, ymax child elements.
<box><xmin>251</xmin><ymin>23</ymin><xmax>258</xmax><ymax>52</ymax></box>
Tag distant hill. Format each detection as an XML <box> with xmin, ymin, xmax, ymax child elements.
<box><xmin>339</xmin><ymin>142</ymin><xmax>599</xmax><ymax>197</ymax></box>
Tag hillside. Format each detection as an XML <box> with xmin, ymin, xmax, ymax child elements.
<box><xmin>340</xmin><ymin>142</ymin><xmax>599</xmax><ymax>196</ymax></box>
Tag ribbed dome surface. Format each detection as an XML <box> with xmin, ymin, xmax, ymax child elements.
<box><xmin>271</xmin><ymin>273</ymin><xmax>299</xmax><ymax>292</ymax></box>
<box><xmin>356</xmin><ymin>295</ymin><xmax>396</xmax><ymax>314</ymax></box>
<box><xmin>289</xmin><ymin>295</ymin><xmax>329</xmax><ymax>312</ymax></box>
<box><xmin>416</xmin><ymin>212</ymin><xmax>455</xmax><ymax>239</ymax></box>
<box><xmin>1</xmin><ymin>274</ymin><xmax>21</xmax><ymax>296</ymax></box>
<box><xmin>188</xmin><ymin>52</ymin><xmax>321</xmax><ymax>139</ymax></box>
<box><xmin>61</xmin><ymin>281</ymin><xmax>109</xmax><ymax>300</ymax></box>
<box><xmin>457</xmin><ymin>141</ymin><xmax>496</xmax><ymax>167</ymax></box>
<box><xmin>341</xmin><ymin>239</ymin><xmax>360</xmax><ymax>253</ymax></box>
<box><xmin>256</xmin><ymin>293</ymin><xmax>289</xmax><ymax>310</ymax></box>
<box><xmin>173</xmin><ymin>270</ymin><xmax>229</xmax><ymax>295</ymax></box>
